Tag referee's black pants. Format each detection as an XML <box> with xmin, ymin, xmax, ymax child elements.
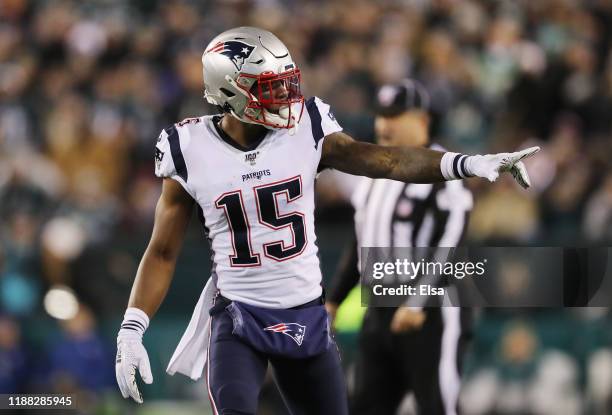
<box><xmin>351</xmin><ymin>307</ymin><xmax>470</xmax><ymax>415</ymax></box>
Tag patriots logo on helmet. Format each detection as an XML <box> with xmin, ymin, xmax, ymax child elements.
<box><xmin>264</xmin><ymin>322</ymin><xmax>306</xmax><ymax>346</ymax></box>
<box><xmin>207</xmin><ymin>40</ymin><xmax>256</xmax><ymax>71</ymax></box>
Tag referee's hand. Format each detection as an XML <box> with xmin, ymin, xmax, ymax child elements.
<box><xmin>390</xmin><ymin>307</ymin><xmax>426</xmax><ymax>333</ymax></box>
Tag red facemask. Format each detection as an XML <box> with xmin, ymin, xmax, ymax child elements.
<box><xmin>236</xmin><ymin>69</ymin><xmax>304</xmax><ymax>129</ymax></box>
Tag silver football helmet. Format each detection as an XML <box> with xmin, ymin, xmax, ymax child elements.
<box><xmin>202</xmin><ymin>27</ymin><xmax>304</xmax><ymax>131</ymax></box>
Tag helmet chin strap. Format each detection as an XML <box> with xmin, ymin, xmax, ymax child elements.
<box><xmin>225</xmin><ymin>75</ymin><xmax>298</xmax><ymax>135</ymax></box>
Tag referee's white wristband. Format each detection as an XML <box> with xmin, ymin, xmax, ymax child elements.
<box><xmin>119</xmin><ymin>307</ymin><xmax>150</xmax><ymax>337</ymax></box>
<box><xmin>440</xmin><ymin>152</ymin><xmax>475</xmax><ymax>180</ymax></box>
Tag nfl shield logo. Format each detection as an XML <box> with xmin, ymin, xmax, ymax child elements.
<box><xmin>245</xmin><ymin>151</ymin><xmax>258</xmax><ymax>166</ymax></box>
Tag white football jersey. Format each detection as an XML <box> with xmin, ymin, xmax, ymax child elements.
<box><xmin>154</xmin><ymin>97</ymin><xmax>342</xmax><ymax>308</ymax></box>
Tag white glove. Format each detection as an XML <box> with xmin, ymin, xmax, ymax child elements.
<box><xmin>441</xmin><ymin>146</ymin><xmax>540</xmax><ymax>189</ymax></box>
<box><xmin>116</xmin><ymin>308</ymin><xmax>153</xmax><ymax>404</ymax></box>
<box><xmin>467</xmin><ymin>146</ymin><xmax>540</xmax><ymax>188</ymax></box>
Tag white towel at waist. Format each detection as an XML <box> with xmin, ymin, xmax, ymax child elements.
<box><xmin>166</xmin><ymin>276</ymin><xmax>217</xmax><ymax>380</ymax></box>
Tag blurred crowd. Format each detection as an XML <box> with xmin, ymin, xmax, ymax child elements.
<box><xmin>461</xmin><ymin>309</ymin><xmax>612</xmax><ymax>414</ymax></box>
<box><xmin>2</xmin><ymin>0</ymin><xmax>612</xmax><ymax>413</ymax></box>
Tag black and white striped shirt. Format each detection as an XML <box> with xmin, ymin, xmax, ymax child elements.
<box><xmin>328</xmin><ymin>145</ymin><xmax>473</xmax><ymax>306</ymax></box>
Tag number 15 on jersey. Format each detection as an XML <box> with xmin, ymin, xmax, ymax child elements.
<box><xmin>215</xmin><ymin>176</ymin><xmax>307</xmax><ymax>267</ymax></box>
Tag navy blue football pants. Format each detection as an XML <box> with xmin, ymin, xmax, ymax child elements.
<box><xmin>206</xmin><ymin>303</ymin><xmax>349</xmax><ymax>415</ymax></box>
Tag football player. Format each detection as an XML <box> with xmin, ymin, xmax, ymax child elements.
<box><xmin>115</xmin><ymin>27</ymin><xmax>538</xmax><ymax>415</ymax></box>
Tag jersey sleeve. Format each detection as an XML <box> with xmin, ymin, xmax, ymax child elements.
<box><xmin>154</xmin><ymin>125</ymin><xmax>192</xmax><ymax>196</ymax></box>
<box><xmin>312</xmin><ymin>96</ymin><xmax>342</xmax><ymax>136</ymax></box>
<box><xmin>305</xmin><ymin>97</ymin><xmax>343</xmax><ymax>172</ymax></box>
<box><xmin>305</xmin><ymin>97</ymin><xmax>342</xmax><ymax>146</ymax></box>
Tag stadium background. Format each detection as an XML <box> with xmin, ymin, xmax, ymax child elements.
<box><xmin>2</xmin><ymin>0</ymin><xmax>612</xmax><ymax>413</ymax></box>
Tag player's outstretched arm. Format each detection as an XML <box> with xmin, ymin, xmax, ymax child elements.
<box><xmin>321</xmin><ymin>131</ymin><xmax>539</xmax><ymax>188</ymax></box>
<box><xmin>321</xmin><ymin>131</ymin><xmax>444</xmax><ymax>182</ymax></box>
<box><xmin>116</xmin><ymin>178</ymin><xmax>194</xmax><ymax>404</ymax></box>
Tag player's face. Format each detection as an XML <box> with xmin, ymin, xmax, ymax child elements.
<box><xmin>261</xmin><ymin>79</ymin><xmax>289</xmax><ymax>113</ymax></box>
<box><xmin>375</xmin><ymin>110</ymin><xmax>429</xmax><ymax>147</ymax></box>
<box><xmin>250</xmin><ymin>73</ymin><xmax>300</xmax><ymax>114</ymax></box>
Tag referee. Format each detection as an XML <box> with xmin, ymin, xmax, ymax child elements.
<box><xmin>326</xmin><ymin>79</ymin><xmax>473</xmax><ymax>415</ymax></box>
